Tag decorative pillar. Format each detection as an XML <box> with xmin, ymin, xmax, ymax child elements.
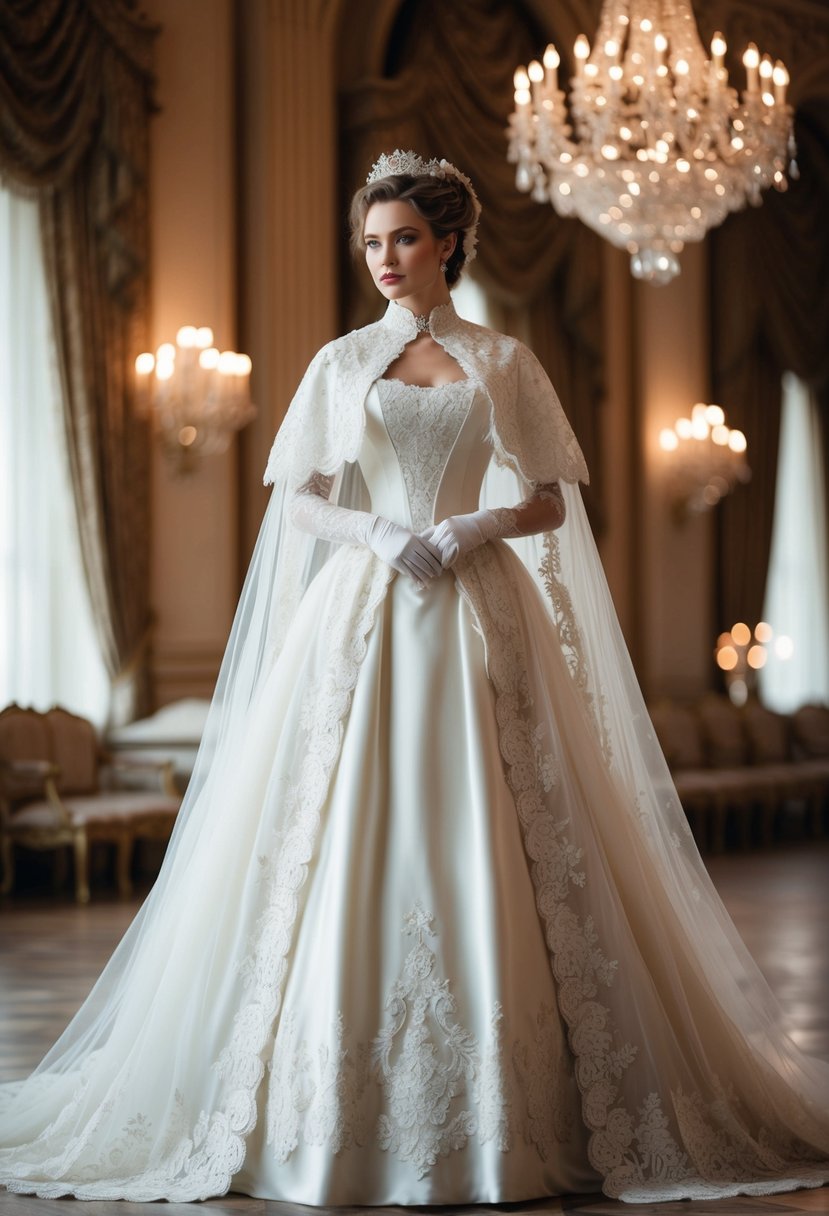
<box><xmin>636</xmin><ymin>242</ymin><xmax>714</xmax><ymax>701</ymax></box>
<box><xmin>144</xmin><ymin>0</ymin><xmax>239</xmax><ymax>707</ymax></box>
<box><xmin>237</xmin><ymin>0</ymin><xmax>339</xmax><ymax>565</ymax></box>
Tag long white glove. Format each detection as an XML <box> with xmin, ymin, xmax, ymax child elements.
<box><xmin>422</xmin><ymin>482</ymin><xmax>566</xmax><ymax>569</ymax></box>
<box><xmin>290</xmin><ymin>472</ymin><xmax>443</xmax><ymax>588</ymax></box>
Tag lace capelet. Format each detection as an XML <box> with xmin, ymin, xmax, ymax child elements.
<box><xmin>263</xmin><ymin>300</ymin><xmax>589</xmax><ymax>490</ymax></box>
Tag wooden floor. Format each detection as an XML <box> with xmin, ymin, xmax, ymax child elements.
<box><xmin>0</xmin><ymin>843</ymin><xmax>827</xmax><ymax>1214</ymax></box>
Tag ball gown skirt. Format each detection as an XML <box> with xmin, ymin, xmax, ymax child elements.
<box><xmin>0</xmin><ymin>378</ymin><xmax>827</xmax><ymax>1205</ymax></box>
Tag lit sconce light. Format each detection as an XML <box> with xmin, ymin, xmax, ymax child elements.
<box><xmin>658</xmin><ymin>403</ymin><xmax>750</xmax><ymax>522</ymax></box>
<box><xmin>134</xmin><ymin>326</ymin><xmax>255</xmax><ymax>472</ymax></box>
<box><xmin>715</xmin><ymin>620</ymin><xmax>792</xmax><ymax>705</ymax></box>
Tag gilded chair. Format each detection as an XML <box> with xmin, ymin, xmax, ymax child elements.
<box><xmin>0</xmin><ymin>704</ymin><xmax>180</xmax><ymax>903</ymax></box>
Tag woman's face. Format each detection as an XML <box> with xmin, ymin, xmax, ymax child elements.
<box><xmin>362</xmin><ymin>200</ymin><xmax>453</xmax><ymax>303</ymax></box>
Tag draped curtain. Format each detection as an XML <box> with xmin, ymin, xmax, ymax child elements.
<box><xmin>710</xmin><ymin>95</ymin><xmax>829</xmax><ymax>631</ymax></box>
<box><xmin>0</xmin><ymin>188</ymin><xmax>111</xmax><ymax>727</ymax></box>
<box><xmin>0</xmin><ymin>0</ymin><xmax>156</xmax><ymax>725</ymax></box>
<box><xmin>338</xmin><ymin>0</ymin><xmax>606</xmax><ymax>529</ymax></box>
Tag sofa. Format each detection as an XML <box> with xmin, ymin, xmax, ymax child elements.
<box><xmin>648</xmin><ymin>696</ymin><xmax>829</xmax><ymax>851</ymax></box>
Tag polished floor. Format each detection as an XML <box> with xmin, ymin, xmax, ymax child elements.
<box><xmin>0</xmin><ymin>842</ymin><xmax>827</xmax><ymax>1214</ymax></box>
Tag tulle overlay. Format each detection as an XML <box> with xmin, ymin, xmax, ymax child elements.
<box><xmin>1</xmin><ymin>307</ymin><xmax>828</xmax><ymax>1205</ymax></box>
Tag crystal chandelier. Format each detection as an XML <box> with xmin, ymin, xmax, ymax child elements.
<box><xmin>508</xmin><ymin>0</ymin><xmax>796</xmax><ymax>283</ymax></box>
<box><xmin>658</xmin><ymin>402</ymin><xmax>750</xmax><ymax>519</ymax></box>
<box><xmin>135</xmin><ymin>327</ymin><xmax>255</xmax><ymax>472</ymax></box>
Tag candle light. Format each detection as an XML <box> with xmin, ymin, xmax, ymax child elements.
<box><xmin>543</xmin><ymin>43</ymin><xmax>559</xmax><ymax>93</ymax></box>
<box><xmin>773</xmin><ymin>60</ymin><xmax>789</xmax><ymax>107</ymax></box>
<box><xmin>742</xmin><ymin>43</ymin><xmax>760</xmax><ymax>94</ymax></box>
<box><xmin>528</xmin><ymin>59</ymin><xmax>544</xmax><ymax>106</ymax></box>
<box><xmin>574</xmin><ymin>34</ymin><xmax>590</xmax><ymax>77</ymax></box>
<box><xmin>711</xmin><ymin>31</ymin><xmax>726</xmax><ymax>69</ymax></box>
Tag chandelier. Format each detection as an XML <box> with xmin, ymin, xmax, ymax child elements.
<box><xmin>135</xmin><ymin>327</ymin><xmax>255</xmax><ymax>472</ymax></box>
<box><xmin>715</xmin><ymin>620</ymin><xmax>792</xmax><ymax>706</ymax></box>
<box><xmin>508</xmin><ymin>0</ymin><xmax>796</xmax><ymax>283</ymax></box>
<box><xmin>659</xmin><ymin>402</ymin><xmax>749</xmax><ymax>518</ymax></box>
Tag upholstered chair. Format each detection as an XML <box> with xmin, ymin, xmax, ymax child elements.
<box><xmin>0</xmin><ymin>704</ymin><xmax>180</xmax><ymax>903</ymax></box>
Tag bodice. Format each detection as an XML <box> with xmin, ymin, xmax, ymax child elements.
<box><xmin>358</xmin><ymin>379</ymin><xmax>494</xmax><ymax>531</ymax></box>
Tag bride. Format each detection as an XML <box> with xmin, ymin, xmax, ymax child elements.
<box><xmin>1</xmin><ymin>150</ymin><xmax>827</xmax><ymax>1207</ymax></box>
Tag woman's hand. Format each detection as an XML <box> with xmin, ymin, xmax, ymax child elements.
<box><xmin>366</xmin><ymin>516</ymin><xmax>444</xmax><ymax>588</ymax></box>
<box><xmin>420</xmin><ymin>511</ymin><xmax>499</xmax><ymax>569</ymax></box>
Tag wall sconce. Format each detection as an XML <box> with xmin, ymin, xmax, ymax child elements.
<box><xmin>659</xmin><ymin>403</ymin><xmax>750</xmax><ymax>521</ymax></box>
<box><xmin>135</xmin><ymin>326</ymin><xmax>255</xmax><ymax>472</ymax></box>
<box><xmin>715</xmin><ymin>620</ymin><xmax>793</xmax><ymax>705</ymax></box>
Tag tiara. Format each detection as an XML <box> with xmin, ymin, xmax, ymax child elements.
<box><xmin>366</xmin><ymin>149</ymin><xmax>481</xmax><ymax>264</ymax></box>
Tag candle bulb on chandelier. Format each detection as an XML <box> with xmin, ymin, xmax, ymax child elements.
<box><xmin>543</xmin><ymin>44</ymin><xmax>560</xmax><ymax>93</ymax></box>
<box><xmin>773</xmin><ymin>61</ymin><xmax>789</xmax><ymax>107</ymax></box>
<box><xmin>528</xmin><ymin>59</ymin><xmax>544</xmax><ymax>106</ymax></box>
<box><xmin>574</xmin><ymin>34</ymin><xmax>590</xmax><ymax>76</ymax></box>
<box><xmin>742</xmin><ymin>43</ymin><xmax>760</xmax><ymax>94</ymax></box>
<box><xmin>711</xmin><ymin>31</ymin><xmax>726</xmax><ymax>70</ymax></box>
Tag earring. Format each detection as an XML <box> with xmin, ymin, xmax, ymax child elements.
<box><xmin>440</xmin><ymin>261</ymin><xmax>447</xmax><ymax>274</ymax></box>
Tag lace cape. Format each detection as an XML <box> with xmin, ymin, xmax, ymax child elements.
<box><xmin>264</xmin><ymin>299</ymin><xmax>589</xmax><ymax>491</ymax></box>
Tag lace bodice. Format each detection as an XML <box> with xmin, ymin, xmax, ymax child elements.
<box><xmin>360</xmin><ymin>378</ymin><xmax>493</xmax><ymax>532</ymax></box>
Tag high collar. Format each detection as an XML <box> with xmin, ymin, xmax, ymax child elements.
<box><xmin>381</xmin><ymin>298</ymin><xmax>461</xmax><ymax>340</ymax></box>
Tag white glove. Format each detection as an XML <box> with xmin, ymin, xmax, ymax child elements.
<box><xmin>422</xmin><ymin>484</ymin><xmax>566</xmax><ymax>570</ymax></box>
<box><xmin>365</xmin><ymin>516</ymin><xmax>443</xmax><ymax>587</ymax></box>
<box><xmin>421</xmin><ymin>510</ymin><xmax>501</xmax><ymax>569</ymax></box>
<box><xmin>290</xmin><ymin>473</ymin><xmax>443</xmax><ymax>588</ymax></box>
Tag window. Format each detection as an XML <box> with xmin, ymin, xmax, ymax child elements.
<box><xmin>759</xmin><ymin>372</ymin><xmax>829</xmax><ymax>712</ymax></box>
<box><xmin>0</xmin><ymin>188</ymin><xmax>110</xmax><ymax>726</ymax></box>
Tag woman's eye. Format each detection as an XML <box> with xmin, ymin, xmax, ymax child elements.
<box><xmin>397</xmin><ymin>235</ymin><xmax>415</xmax><ymax>244</ymax></box>
<box><xmin>365</xmin><ymin>240</ymin><xmax>379</xmax><ymax>249</ymax></box>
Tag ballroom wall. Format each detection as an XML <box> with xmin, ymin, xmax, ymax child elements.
<box><xmin>141</xmin><ymin>0</ymin><xmax>806</xmax><ymax>707</ymax></box>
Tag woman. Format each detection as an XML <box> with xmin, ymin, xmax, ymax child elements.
<box><xmin>1</xmin><ymin>150</ymin><xmax>828</xmax><ymax>1207</ymax></box>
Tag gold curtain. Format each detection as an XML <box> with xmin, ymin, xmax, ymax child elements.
<box><xmin>0</xmin><ymin>0</ymin><xmax>156</xmax><ymax>724</ymax></box>
<box><xmin>339</xmin><ymin>0</ymin><xmax>606</xmax><ymax>529</ymax></box>
<box><xmin>710</xmin><ymin>98</ymin><xmax>829</xmax><ymax>630</ymax></box>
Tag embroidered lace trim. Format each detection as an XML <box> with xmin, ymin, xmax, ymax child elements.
<box><xmin>264</xmin><ymin>903</ymin><xmax>573</xmax><ymax>1176</ymax></box>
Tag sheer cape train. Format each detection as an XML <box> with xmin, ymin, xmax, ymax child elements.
<box><xmin>0</xmin><ymin>299</ymin><xmax>827</xmax><ymax>1204</ymax></box>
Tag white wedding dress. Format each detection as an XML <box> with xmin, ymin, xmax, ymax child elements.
<box><xmin>1</xmin><ymin>365</ymin><xmax>828</xmax><ymax>1206</ymax></box>
<box><xmin>234</xmin><ymin>378</ymin><xmax>599</xmax><ymax>1203</ymax></box>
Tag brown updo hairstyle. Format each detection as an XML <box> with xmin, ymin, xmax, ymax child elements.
<box><xmin>349</xmin><ymin>169</ymin><xmax>478</xmax><ymax>288</ymax></box>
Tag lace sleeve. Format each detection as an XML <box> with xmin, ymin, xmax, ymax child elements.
<box><xmin>488</xmin><ymin>481</ymin><xmax>565</xmax><ymax>538</ymax></box>
<box><xmin>289</xmin><ymin>471</ymin><xmax>375</xmax><ymax>547</ymax></box>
